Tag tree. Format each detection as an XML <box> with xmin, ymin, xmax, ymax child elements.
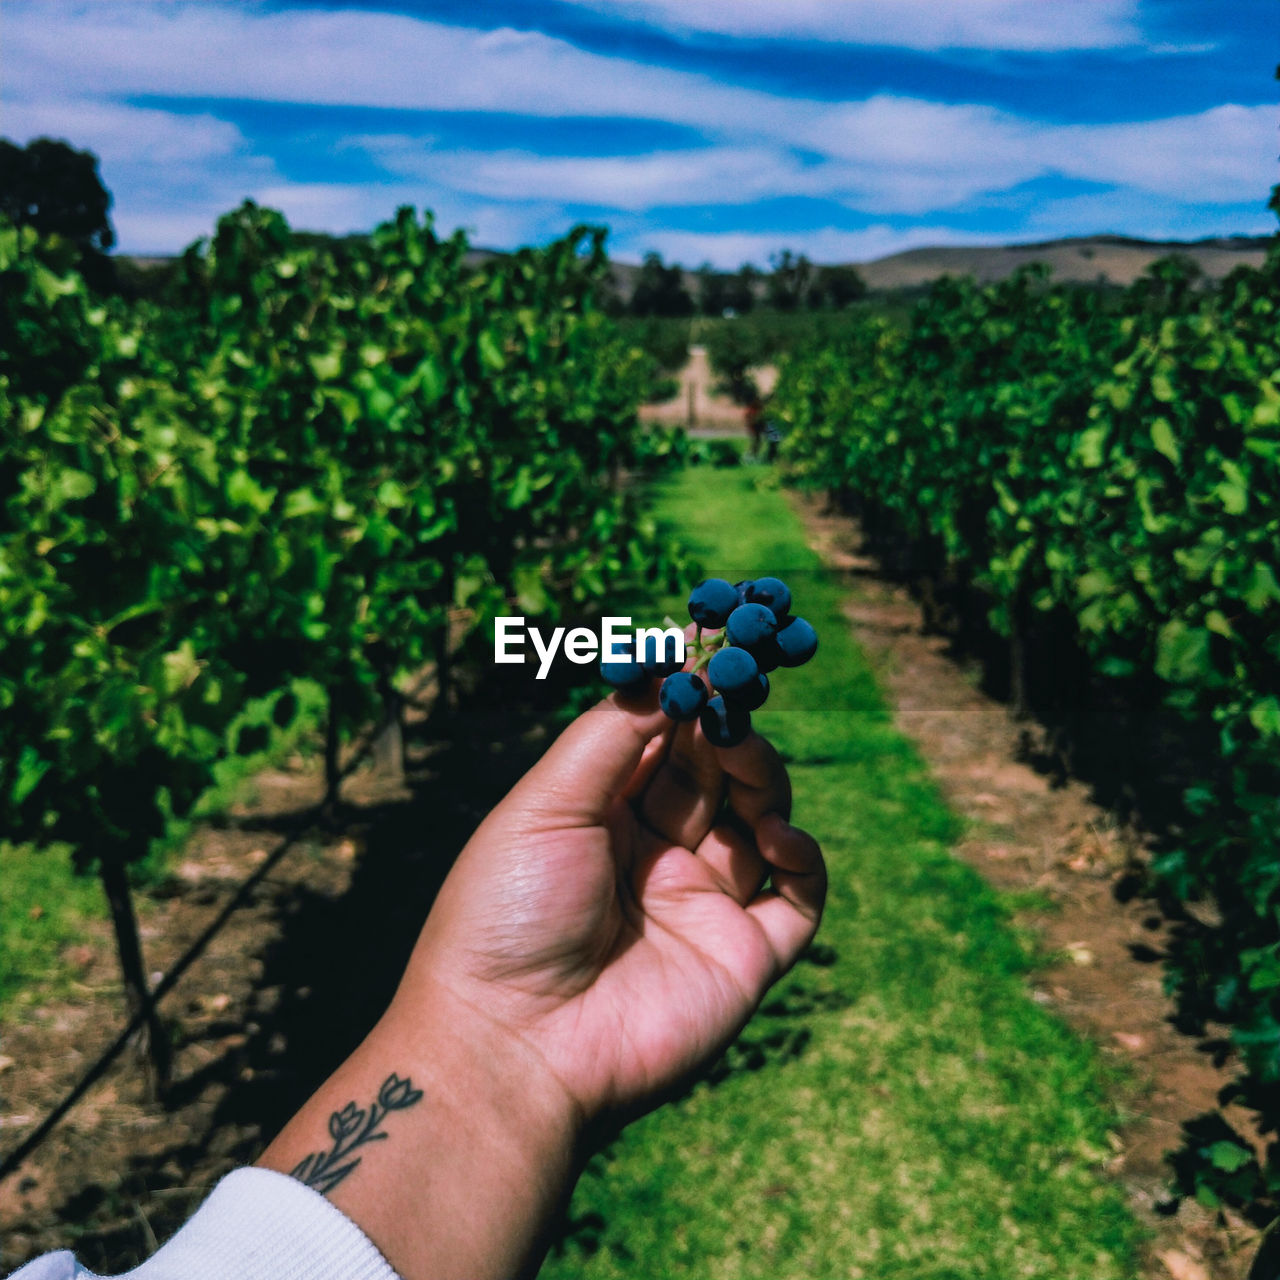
<box><xmin>0</xmin><ymin>137</ymin><xmax>116</xmax><ymax>291</ymax></box>
<box><xmin>696</xmin><ymin>262</ymin><xmax>732</xmax><ymax>317</ymax></box>
<box><xmin>0</xmin><ymin>137</ymin><xmax>114</xmax><ymax>252</ymax></box>
<box><xmin>808</xmin><ymin>263</ymin><xmax>867</xmax><ymax>309</ymax></box>
<box><xmin>723</xmin><ymin>264</ymin><xmax>760</xmax><ymax>314</ymax></box>
<box><xmin>629</xmin><ymin>251</ymin><xmax>694</xmax><ymax>317</ymax></box>
<box><xmin>766</xmin><ymin>250</ymin><xmax>813</xmax><ymax>311</ymax></box>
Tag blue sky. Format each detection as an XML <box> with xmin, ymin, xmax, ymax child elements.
<box><xmin>6</xmin><ymin>0</ymin><xmax>1278</xmax><ymax>266</ymax></box>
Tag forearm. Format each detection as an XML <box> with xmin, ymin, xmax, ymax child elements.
<box><xmin>255</xmin><ymin>989</ymin><xmax>582</xmax><ymax>1280</ymax></box>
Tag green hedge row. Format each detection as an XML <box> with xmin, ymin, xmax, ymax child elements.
<box><xmin>774</xmin><ymin>250</ymin><xmax>1280</xmax><ymax>1215</ymax></box>
<box><xmin>0</xmin><ymin>205</ymin><xmax>688</xmax><ymax>1066</ymax></box>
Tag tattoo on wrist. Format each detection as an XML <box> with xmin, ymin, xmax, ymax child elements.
<box><xmin>290</xmin><ymin>1073</ymin><xmax>424</xmax><ymax>1195</ymax></box>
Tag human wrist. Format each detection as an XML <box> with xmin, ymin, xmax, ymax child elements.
<box><xmin>376</xmin><ymin>977</ymin><xmax>587</xmax><ymax>1173</ymax></box>
<box><xmin>255</xmin><ymin>985</ymin><xmax>584</xmax><ymax>1280</ymax></box>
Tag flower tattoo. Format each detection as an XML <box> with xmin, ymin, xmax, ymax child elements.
<box><xmin>289</xmin><ymin>1073</ymin><xmax>424</xmax><ymax>1195</ymax></box>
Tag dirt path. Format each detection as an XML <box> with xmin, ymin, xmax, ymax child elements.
<box><xmin>793</xmin><ymin>490</ymin><xmax>1259</xmax><ymax>1280</ymax></box>
<box><xmin>637</xmin><ymin>343</ymin><xmax>777</xmax><ymax>435</ymax></box>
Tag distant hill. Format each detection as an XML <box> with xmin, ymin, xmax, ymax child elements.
<box><xmin>610</xmin><ymin>233</ymin><xmax>1273</xmax><ymax>299</ymax></box>
<box><xmin>852</xmin><ymin>234</ymin><xmax>1271</xmax><ymax>291</ymax></box>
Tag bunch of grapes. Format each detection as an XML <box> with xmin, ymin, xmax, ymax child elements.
<box><xmin>600</xmin><ymin>577</ymin><xmax>818</xmax><ymax>747</ymax></box>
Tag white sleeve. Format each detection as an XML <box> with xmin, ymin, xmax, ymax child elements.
<box><xmin>4</xmin><ymin>1168</ymin><xmax>403</xmax><ymax>1280</ymax></box>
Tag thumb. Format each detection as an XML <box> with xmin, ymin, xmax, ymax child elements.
<box><xmin>507</xmin><ymin>690</ymin><xmax>670</xmax><ymax>827</ymax></box>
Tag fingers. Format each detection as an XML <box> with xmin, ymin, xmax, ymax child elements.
<box><xmin>693</xmin><ymin>820</ymin><xmax>769</xmax><ymax>906</ymax></box>
<box><xmin>509</xmin><ymin>691</ymin><xmax>669</xmax><ymax>827</ymax></box>
<box><xmin>717</xmin><ymin>730</ymin><xmax>791</xmax><ymax>826</ymax></box>
<box><xmin>636</xmin><ymin>718</ymin><xmax>723</xmax><ymax>849</ymax></box>
<box><xmin>620</xmin><ymin>716</ymin><xmax>677</xmax><ymax>805</ymax></box>
<box><xmin>744</xmin><ymin>813</ymin><xmax>826</xmax><ymax>976</ymax></box>
<box><xmin>638</xmin><ymin>713</ymin><xmax>791</xmax><ymax>853</ymax></box>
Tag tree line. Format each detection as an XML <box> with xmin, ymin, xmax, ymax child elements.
<box><xmin>618</xmin><ymin>249</ymin><xmax>867</xmax><ymax>318</ymax></box>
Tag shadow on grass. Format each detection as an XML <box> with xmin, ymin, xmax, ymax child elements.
<box><xmin>549</xmin><ymin>940</ymin><xmax>849</xmax><ymax>1264</ymax></box>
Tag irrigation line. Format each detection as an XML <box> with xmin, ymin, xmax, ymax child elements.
<box><xmin>0</xmin><ymin>668</ymin><xmax>437</xmax><ymax>1185</ymax></box>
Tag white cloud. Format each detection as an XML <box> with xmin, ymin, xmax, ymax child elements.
<box><xmin>346</xmin><ymin>97</ymin><xmax>1276</xmax><ymax>220</ymax></box>
<box><xmin>359</xmin><ymin>138</ymin><xmax>820</xmax><ymax>209</ymax></box>
<box><xmin>2</xmin><ymin>97</ymin><xmax>247</xmax><ymax>169</ymax></box>
<box><xmin>559</xmin><ymin>0</ymin><xmax>1145</xmax><ymax>51</ymax></box>
<box><xmin>4</xmin><ymin>1</ymin><xmax>779</xmax><ymax>132</ymax></box>
<box><xmin>1051</xmin><ymin>104</ymin><xmax>1279</xmax><ymax>204</ymax></box>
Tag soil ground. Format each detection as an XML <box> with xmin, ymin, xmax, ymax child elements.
<box><xmin>792</xmin><ymin>490</ymin><xmax>1260</xmax><ymax>1280</ymax></box>
<box><xmin>636</xmin><ymin>344</ymin><xmax>777</xmax><ymax>436</ymax></box>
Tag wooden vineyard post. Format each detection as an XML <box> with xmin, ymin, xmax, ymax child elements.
<box><xmin>434</xmin><ymin>558</ymin><xmax>454</xmax><ymax>718</ymax></box>
<box><xmin>1009</xmin><ymin>586</ymin><xmax>1032</xmax><ymax>722</ymax></box>
<box><xmin>324</xmin><ymin>684</ymin><xmax>342</xmax><ymax>811</ymax></box>
<box><xmin>97</xmin><ymin>844</ymin><xmax>171</xmax><ymax>1096</ymax></box>
<box><xmin>374</xmin><ymin>663</ymin><xmax>406</xmax><ymax>783</ymax></box>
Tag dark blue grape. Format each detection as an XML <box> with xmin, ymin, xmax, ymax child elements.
<box><xmin>734</xmin><ymin>579</ymin><xmax>755</xmax><ymax>605</ymax></box>
<box><xmin>722</xmin><ymin>672</ymin><xmax>769</xmax><ymax>711</ymax></box>
<box><xmin>659</xmin><ymin>671</ymin><xmax>708</xmax><ymax>722</ymax></box>
<box><xmin>700</xmin><ymin>694</ymin><xmax>751</xmax><ymax>748</ymax></box>
<box><xmin>747</xmin><ymin>635</ymin><xmax>782</xmax><ymax>673</ymax></box>
<box><xmin>745</xmin><ymin>576</ymin><xmax>792</xmax><ymax>621</ymax></box>
<box><xmin>600</xmin><ymin>639</ymin><xmax>647</xmax><ymax>691</ymax></box>
<box><xmin>726</xmin><ymin>602</ymin><xmax>777</xmax><ymax>650</ymax></box>
<box><xmin>707</xmin><ymin>645</ymin><xmax>758</xmax><ymax>695</ymax></box>
<box><xmin>638</xmin><ymin>631</ymin><xmax>685</xmax><ymax>677</ymax></box>
<box><xmin>775</xmin><ymin>616</ymin><xmax>818</xmax><ymax>667</ymax></box>
<box><xmin>687</xmin><ymin>579</ymin><xmax>739</xmax><ymax>629</ymax></box>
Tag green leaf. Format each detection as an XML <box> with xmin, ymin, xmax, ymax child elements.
<box><xmin>1213</xmin><ymin>459</ymin><xmax>1248</xmax><ymax>515</ymax></box>
<box><xmin>478</xmin><ymin>329</ymin><xmax>506</xmax><ymax>372</ymax></box>
<box><xmin>1208</xmin><ymin>1141</ymin><xmax>1253</xmax><ymax>1173</ymax></box>
<box><xmin>1155</xmin><ymin>620</ymin><xmax>1210</xmax><ymax>685</ymax></box>
<box><xmin>1249</xmin><ymin>696</ymin><xmax>1280</xmax><ymax>738</ymax></box>
<box><xmin>11</xmin><ymin>745</ymin><xmax>50</xmax><ymax>806</ymax></box>
<box><xmin>414</xmin><ymin>356</ymin><xmax>445</xmax><ymax>405</ymax></box>
<box><xmin>55</xmin><ymin>470</ymin><xmax>96</xmax><ymax>505</ymax></box>
<box><xmin>1074</xmin><ymin>426</ymin><xmax>1107</xmax><ymax>468</ymax></box>
<box><xmin>1243</xmin><ymin>563</ymin><xmax>1280</xmax><ymax>612</ymax></box>
<box><xmin>1149</xmin><ymin>417</ymin><xmax>1180</xmax><ymax>466</ymax></box>
<box><xmin>513</xmin><ymin>561</ymin><xmax>550</xmax><ymax>615</ymax></box>
<box><xmin>1204</xmin><ymin>610</ymin><xmax>1233</xmax><ymax>639</ymax></box>
<box><xmin>309</xmin><ymin>349</ymin><xmax>343</xmax><ymax>382</ymax></box>
<box><xmin>377</xmin><ymin>479</ymin><xmax>407</xmax><ymax>508</ymax></box>
<box><xmin>227</xmin><ymin>469</ymin><xmax>275</xmax><ymax>514</ymax></box>
<box><xmin>284</xmin><ymin>487</ymin><xmax>324</xmax><ymax>519</ymax></box>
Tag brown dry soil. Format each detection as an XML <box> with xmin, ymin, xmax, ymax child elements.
<box><xmin>0</xmin><ymin>494</ymin><xmax>1265</xmax><ymax>1280</ymax></box>
<box><xmin>636</xmin><ymin>344</ymin><xmax>778</xmax><ymax>436</ymax></box>
<box><xmin>793</xmin><ymin>489</ymin><xmax>1261</xmax><ymax>1280</ymax></box>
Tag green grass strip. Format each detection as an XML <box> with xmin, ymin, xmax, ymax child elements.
<box><xmin>543</xmin><ymin>464</ymin><xmax>1143</xmax><ymax>1279</ymax></box>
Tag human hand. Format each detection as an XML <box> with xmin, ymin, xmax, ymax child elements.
<box><xmin>397</xmin><ymin>686</ymin><xmax>826</xmax><ymax>1127</ymax></box>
